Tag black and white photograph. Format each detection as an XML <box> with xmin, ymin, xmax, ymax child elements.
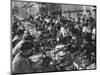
<box><xmin>11</xmin><ymin>0</ymin><xmax>96</xmax><ymax>74</ymax></box>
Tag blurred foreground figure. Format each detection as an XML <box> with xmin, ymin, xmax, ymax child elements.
<box><xmin>12</xmin><ymin>42</ymin><xmax>36</xmax><ymax>74</ymax></box>
<box><xmin>12</xmin><ymin>31</ymin><xmax>34</xmax><ymax>59</ymax></box>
